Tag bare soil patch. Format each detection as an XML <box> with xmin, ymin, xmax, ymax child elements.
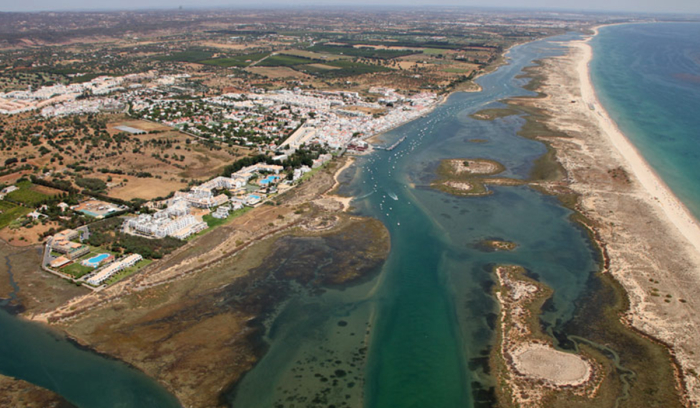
<box><xmin>0</xmin><ymin>221</ymin><xmax>57</xmax><ymax>247</ymax></box>
<box><xmin>512</xmin><ymin>343</ymin><xmax>591</xmax><ymax>386</ymax></box>
<box><xmin>245</xmin><ymin>66</ymin><xmax>311</xmax><ymax>79</ymax></box>
<box><xmin>107</xmin><ymin>119</ymin><xmax>170</xmax><ymax>133</ymax></box>
<box><xmin>105</xmin><ymin>175</ymin><xmax>186</xmax><ymax>201</ymax></box>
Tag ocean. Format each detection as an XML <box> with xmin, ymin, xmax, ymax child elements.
<box><xmin>1</xmin><ymin>23</ymin><xmax>697</xmax><ymax>408</ymax></box>
<box><xmin>590</xmin><ymin>23</ymin><xmax>700</xmax><ymax>220</ymax></box>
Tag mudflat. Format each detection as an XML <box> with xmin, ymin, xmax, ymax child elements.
<box><xmin>514</xmin><ymin>33</ymin><xmax>700</xmax><ymax>405</ymax></box>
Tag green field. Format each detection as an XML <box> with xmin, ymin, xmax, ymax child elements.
<box><xmin>187</xmin><ymin>206</ymin><xmax>253</xmax><ymax>242</ymax></box>
<box><xmin>308</xmin><ymin>44</ymin><xmax>419</xmax><ymax>59</ymax></box>
<box><xmin>422</xmin><ymin>48</ymin><xmax>449</xmax><ymax>55</ymax></box>
<box><xmin>299</xmin><ymin>60</ymin><xmax>391</xmax><ymax>77</ymax></box>
<box><xmin>104</xmin><ymin>258</ymin><xmax>153</xmax><ymax>286</ymax></box>
<box><xmin>280</xmin><ymin>50</ymin><xmax>349</xmax><ymax>61</ymax></box>
<box><xmin>201</xmin><ymin>206</ymin><xmax>252</xmax><ymax>229</ymax></box>
<box><xmin>200</xmin><ymin>53</ymin><xmax>270</xmax><ymax>67</ymax></box>
<box><xmin>62</xmin><ymin>262</ymin><xmax>94</xmax><ymax>278</ymax></box>
<box><xmin>0</xmin><ymin>201</ymin><xmax>31</xmax><ymax>229</ymax></box>
<box><xmin>257</xmin><ymin>54</ymin><xmax>319</xmax><ymax>67</ymax></box>
<box><xmin>4</xmin><ymin>180</ymin><xmax>54</xmax><ymax>207</ymax></box>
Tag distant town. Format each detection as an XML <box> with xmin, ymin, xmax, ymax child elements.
<box><xmin>0</xmin><ymin>8</ymin><xmax>602</xmax><ymax>289</ymax></box>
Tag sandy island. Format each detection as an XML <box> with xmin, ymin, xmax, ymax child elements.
<box><xmin>519</xmin><ymin>28</ymin><xmax>700</xmax><ymax>405</ymax></box>
<box><xmin>493</xmin><ymin>265</ymin><xmax>598</xmax><ymax>407</ymax></box>
<box><xmin>431</xmin><ymin>158</ymin><xmax>506</xmax><ymax>196</ymax></box>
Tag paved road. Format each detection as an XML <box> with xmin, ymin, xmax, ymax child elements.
<box><xmin>42</xmin><ymin>237</ymin><xmax>54</xmax><ymax>268</ymax></box>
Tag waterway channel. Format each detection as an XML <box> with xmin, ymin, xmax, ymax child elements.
<box><xmin>0</xmin><ymin>32</ymin><xmax>597</xmax><ymax>408</ymax></box>
<box><xmin>229</xmin><ymin>32</ymin><xmax>598</xmax><ymax>408</ymax></box>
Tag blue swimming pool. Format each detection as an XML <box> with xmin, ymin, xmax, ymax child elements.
<box><xmin>82</xmin><ymin>253</ymin><xmax>110</xmax><ymax>268</ymax></box>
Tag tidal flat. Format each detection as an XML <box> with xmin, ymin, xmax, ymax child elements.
<box><xmin>484</xmin><ymin>36</ymin><xmax>689</xmax><ymax>407</ymax></box>
<box><xmin>0</xmin><ymin>374</ymin><xmax>77</xmax><ymax>408</ymax></box>
<box><xmin>54</xmin><ymin>212</ymin><xmax>389</xmax><ymax>408</ymax></box>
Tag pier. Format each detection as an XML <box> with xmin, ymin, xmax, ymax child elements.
<box><xmin>374</xmin><ymin>135</ymin><xmax>407</xmax><ymax>151</ymax></box>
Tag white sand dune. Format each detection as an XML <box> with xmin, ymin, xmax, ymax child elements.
<box><xmin>575</xmin><ymin>32</ymin><xmax>700</xmax><ymax>253</ymax></box>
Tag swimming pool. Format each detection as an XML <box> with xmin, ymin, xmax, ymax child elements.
<box><xmin>81</xmin><ymin>253</ymin><xmax>111</xmax><ymax>268</ymax></box>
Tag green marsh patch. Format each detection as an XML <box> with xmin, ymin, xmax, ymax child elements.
<box><xmin>470</xmin><ymin>107</ymin><xmax>521</xmax><ymax>121</ymax></box>
<box><xmin>431</xmin><ymin>158</ymin><xmax>508</xmax><ymax>196</ymax></box>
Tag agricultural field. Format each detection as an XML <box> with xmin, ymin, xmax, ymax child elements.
<box><xmin>256</xmin><ymin>54</ymin><xmax>318</xmax><ymax>67</ymax></box>
<box><xmin>280</xmin><ymin>49</ymin><xmax>350</xmax><ymax>61</ymax></box>
<box><xmin>199</xmin><ymin>52</ymin><xmax>270</xmax><ymax>67</ymax></box>
<box><xmin>308</xmin><ymin>44</ymin><xmax>420</xmax><ymax>59</ymax></box>
<box><xmin>298</xmin><ymin>60</ymin><xmax>392</xmax><ymax>77</ymax></box>
<box><xmin>245</xmin><ymin>66</ymin><xmax>311</xmax><ymax>79</ymax></box>
<box><xmin>4</xmin><ymin>180</ymin><xmax>63</xmax><ymax>207</ymax></box>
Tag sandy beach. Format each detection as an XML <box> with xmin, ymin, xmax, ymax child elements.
<box><xmin>521</xmin><ymin>29</ymin><xmax>700</xmax><ymax>404</ymax></box>
<box><xmin>575</xmin><ymin>32</ymin><xmax>700</xmax><ymax>253</ymax></box>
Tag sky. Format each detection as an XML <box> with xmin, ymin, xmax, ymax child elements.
<box><xmin>2</xmin><ymin>0</ymin><xmax>700</xmax><ymax>14</ymax></box>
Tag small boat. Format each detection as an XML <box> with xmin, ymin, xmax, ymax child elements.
<box><xmin>388</xmin><ymin>192</ymin><xmax>398</xmax><ymax>201</ymax></box>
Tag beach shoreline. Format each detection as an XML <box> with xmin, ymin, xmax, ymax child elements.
<box><xmin>522</xmin><ymin>28</ymin><xmax>700</xmax><ymax>405</ymax></box>
<box><xmin>576</xmin><ymin>29</ymin><xmax>700</xmax><ymax>253</ymax></box>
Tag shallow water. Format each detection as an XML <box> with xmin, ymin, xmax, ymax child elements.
<box><xmin>0</xmin><ymin>308</ymin><xmax>181</xmax><ymax>408</ymax></box>
<box><xmin>230</xmin><ymin>32</ymin><xmax>601</xmax><ymax>408</ymax></box>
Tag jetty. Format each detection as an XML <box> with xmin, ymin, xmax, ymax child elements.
<box><xmin>374</xmin><ymin>135</ymin><xmax>407</xmax><ymax>151</ymax></box>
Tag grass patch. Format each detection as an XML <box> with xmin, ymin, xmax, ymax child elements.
<box><xmin>0</xmin><ymin>201</ymin><xmax>31</xmax><ymax>229</ymax></box>
<box><xmin>5</xmin><ymin>180</ymin><xmax>54</xmax><ymax>207</ymax></box>
<box><xmin>188</xmin><ymin>206</ymin><xmax>254</xmax><ymax>241</ymax></box>
<box><xmin>299</xmin><ymin>164</ymin><xmax>327</xmax><ymax>183</ymax></box>
<box><xmin>61</xmin><ymin>262</ymin><xmax>94</xmax><ymax>278</ymax></box>
<box><xmin>422</xmin><ymin>47</ymin><xmax>449</xmax><ymax>55</ymax></box>
<box><xmin>104</xmin><ymin>258</ymin><xmax>153</xmax><ymax>286</ymax></box>
<box><xmin>202</xmin><ymin>206</ymin><xmax>253</xmax><ymax>229</ymax></box>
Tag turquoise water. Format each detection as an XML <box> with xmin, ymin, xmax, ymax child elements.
<box><xmin>0</xmin><ymin>309</ymin><xmax>182</xmax><ymax>408</ymax></box>
<box><xmin>83</xmin><ymin>253</ymin><xmax>110</xmax><ymax>267</ymax></box>
<box><xmin>6</xmin><ymin>23</ymin><xmax>695</xmax><ymax>408</ymax></box>
<box><xmin>591</xmin><ymin>23</ymin><xmax>700</xmax><ymax>219</ymax></box>
<box><xmin>230</xmin><ymin>33</ymin><xmax>599</xmax><ymax>408</ymax></box>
